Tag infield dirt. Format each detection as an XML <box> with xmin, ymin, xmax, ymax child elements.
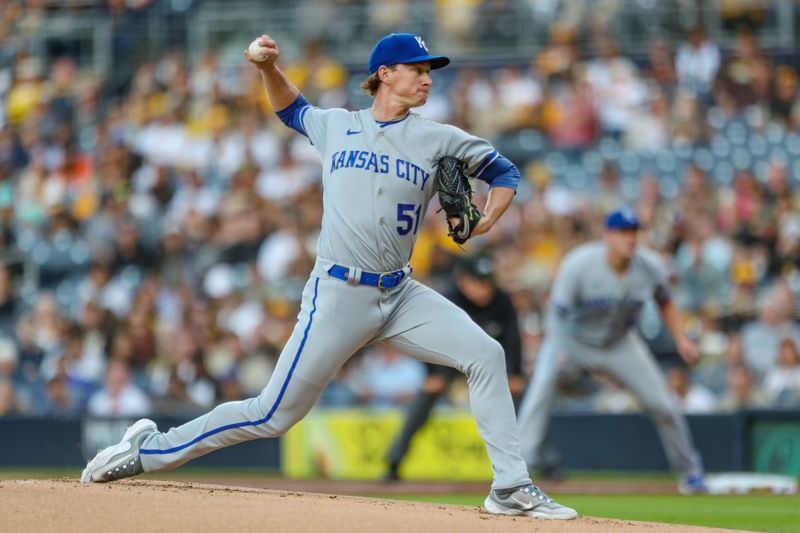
<box><xmin>0</xmin><ymin>479</ymin><xmax>749</xmax><ymax>532</ymax></box>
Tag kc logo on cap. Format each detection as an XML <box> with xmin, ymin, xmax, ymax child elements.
<box><xmin>605</xmin><ymin>206</ymin><xmax>640</xmax><ymax>230</ymax></box>
<box><xmin>368</xmin><ymin>33</ymin><xmax>450</xmax><ymax>74</ymax></box>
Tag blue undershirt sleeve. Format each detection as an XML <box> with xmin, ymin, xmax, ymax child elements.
<box><xmin>474</xmin><ymin>152</ymin><xmax>520</xmax><ymax>190</ymax></box>
<box><xmin>275</xmin><ymin>93</ymin><xmax>311</xmax><ymax>137</ymax></box>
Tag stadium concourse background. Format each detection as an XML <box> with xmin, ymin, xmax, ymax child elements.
<box><xmin>0</xmin><ymin>0</ymin><xmax>799</xmax><ymax>484</ymax></box>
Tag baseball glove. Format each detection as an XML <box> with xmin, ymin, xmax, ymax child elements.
<box><xmin>435</xmin><ymin>155</ymin><xmax>482</xmax><ymax>245</ymax></box>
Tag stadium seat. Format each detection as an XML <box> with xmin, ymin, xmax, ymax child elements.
<box><xmin>731</xmin><ymin>147</ymin><xmax>752</xmax><ymax>170</ymax></box>
<box><xmin>581</xmin><ymin>150</ymin><xmax>604</xmax><ymax>175</ymax></box>
<box><xmin>747</xmin><ymin>134</ymin><xmax>769</xmax><ymax>158</ymax></box>
<box><xmin>711</xmin><ymin>160</ymin><xmax>735</xmax><ymax>185</ymax></box>
<box><xmin>765</xmin><ymin>121</ymin><xmax>787</xmax><ymax>145</ymax></box>
<box><xmin>693</xmin><ymin>148</ymin><xmax>714</xmax><ymax>172</ymax></box>
<box><xmin>711</xmin><ymin>135</ymin><xmax>731</xmax><ymax>158</ymax></box>
<box><xmin>619</xmin><ymin>151</ymin><xmax>641</xmax><ymax>176</ymax></box>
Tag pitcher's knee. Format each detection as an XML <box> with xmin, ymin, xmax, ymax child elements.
<box><xmin>250</xmin><ymin>403</ymin><xmax>300</xmax><ymax>438</ymax></box>
<box><xmin>253</xmin><ymin>389</ymin><xmax>316</xmax><ymax>437</ymax></box>
<box><xmin>464</xmin><ymin>338</ymin><xmax>505</xmax><ymax>374</ymax></box>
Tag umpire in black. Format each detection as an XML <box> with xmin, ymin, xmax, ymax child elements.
<box><xmin>385</xmin><ymin>252</ymin><xmax>526</xmax><ymax>481</ymax></box>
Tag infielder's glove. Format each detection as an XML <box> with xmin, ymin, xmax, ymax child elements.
<box><xmin>435</xmin><ymin>155</ymin><xmax>482</xmax><ymax>245</ymax></box>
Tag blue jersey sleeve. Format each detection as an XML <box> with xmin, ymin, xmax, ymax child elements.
<box><xmin>474</xmin><ymin>152</ymin><xmax>520</xmax><ymax>190</ymax></box>
<box><xmin>275</xmin><ymin>93</ymin><xmax>311</xmax><ymax>137</ymax></box>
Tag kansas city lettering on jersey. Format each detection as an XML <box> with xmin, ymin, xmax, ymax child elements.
<box><xmin>579</xmin><ymin>297</ymin><xmax>643</xmax><ymax>311</ymax></box>
<box><xmin>329</xmin><ymin>150</ymin><xmax>430</xmax><ymax>191</ymax></box>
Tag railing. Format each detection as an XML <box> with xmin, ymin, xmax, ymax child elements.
<box><xmin>20</xmin><ymin>0</ymin><xmax>800</xmax><ymax>74</ymax></box>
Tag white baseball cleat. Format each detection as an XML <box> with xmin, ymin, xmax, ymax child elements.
<box><xmin>484</xmin><ymin>484</ymin><xmax>578</xmax><ymax>520</ymax></box>
<box><xmin>80</xmin><ymin>418</ymin><xmax>158</xmax><ymax>483</ymax></box>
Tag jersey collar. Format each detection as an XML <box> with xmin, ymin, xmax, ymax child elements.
<box><xmin>374</xmin><ymin>113</ymin><xmax>410</xmax><ymax>128</ymax></box>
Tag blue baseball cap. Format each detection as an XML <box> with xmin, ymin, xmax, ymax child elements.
<box><xmin>368</xmin><ymin>33</ymin><xmax>450</xmax><ymax>74</ymax></box>
<box><xmin>605</xmin><ymin>207</ymin><xmax>640</xmax><ymax>230</ymax></box>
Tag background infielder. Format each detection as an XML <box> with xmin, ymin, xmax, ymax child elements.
<box><xmin>81</xmin><ymin>32</ymin><xmax>577</xmax><ymax>520</ymax></box>
<box><xmin>516</xmin><ymin>207</ymin><xmax>707</xmax><ymax>494</ymax></box>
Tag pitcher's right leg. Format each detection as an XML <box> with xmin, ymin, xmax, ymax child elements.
<box><xmin>134</xmin><ymin>277</ymin><xmax>381</xmax><ymax>473</ymax></box>
<box><xmin>379</xmin><ymin>281</ymin><xmax>530</xmax><ymax>490</ymax></box>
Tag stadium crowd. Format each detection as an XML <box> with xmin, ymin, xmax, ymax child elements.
<box><xmin>0</xmin><ymin>2</ymin><xmax>800</xmax><ymax>419</ymax></box>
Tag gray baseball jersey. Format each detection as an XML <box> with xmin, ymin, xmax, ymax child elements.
<box><xmin>303</xmin><ymin>106</ymin><xmax>503</xmax><ymax>272</ymax></box>
<box><xmin>517</xmin><ymin>241</ymin><xmax>704</xmax><ymax>477</ymax></box>
<box><xmin>136</xmin><ymin>96</ymin><xmax>532</xmax><ymax>490</ymax></box>
<box><xmin>548</xmin><ymin>242</ymin><xmax>671</xmax><ymax>347</ymax></box>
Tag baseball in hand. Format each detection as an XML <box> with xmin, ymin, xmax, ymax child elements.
<box><xmin>248</xmin><ymin>40</ymin><xmax>268</xmax><ymax>62</ymax></box>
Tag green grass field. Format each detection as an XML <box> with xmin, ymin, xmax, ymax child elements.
<box><xmin>387</xmin><ymin>493</ymin><xmax>800</xmax><ymax>533</ymax></box>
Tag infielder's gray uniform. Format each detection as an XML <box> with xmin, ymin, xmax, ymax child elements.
<box><xmin>137</xmin><ymin>98</ymin><xmax>532</xmax><ymax>489</ymax></box>
<box><xmin>516</xmin><ymin>242</ymin><xmax>704</xmax><ymax>476</ymax></box>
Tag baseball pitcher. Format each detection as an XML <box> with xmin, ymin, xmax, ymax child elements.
<box><xmin>81</xmin><ymin>33</ymin><xmax>577</xmax><ymax>520</ymax></box>
<box><xmin>516</xmin><ymin>207</ymin><xmax>707</xmax><ymax>494</ymax></box>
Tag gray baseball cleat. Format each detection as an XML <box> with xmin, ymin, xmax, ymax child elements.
<box><xmin>81</xmin><ymin>419</ymin><xmax>158</xmax><ymax>483</ymax></box>
<box><xmin>484</xmin><ymin>484</ymin><xmax>578</xmax><ymax>520</ymax></box>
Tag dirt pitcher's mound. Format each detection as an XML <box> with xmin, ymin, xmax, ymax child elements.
<box><xmin>1</xmin><ymin>479</ymin><xmax>737</xmax><ymax>533</ymax></box>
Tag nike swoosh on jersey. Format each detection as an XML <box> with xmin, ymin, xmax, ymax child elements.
<box><xmin>346</xmin><ymin>129</ymin><xmax>362</xmax><ymax>135</ymax></box>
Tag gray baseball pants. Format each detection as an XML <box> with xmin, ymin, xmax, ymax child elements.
<box><xmin>139</xmin><ymin>261</ymin><xmax>532</xmax><ymax>490</ymax></box>
<box><xmin>517</xmin><ymin>329</ymin><xmax>704</xmax><ymax>476</ymax></box>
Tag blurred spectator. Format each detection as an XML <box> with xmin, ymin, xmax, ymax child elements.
<box><xmin>0</xmin><ymin>378</ymin><xmax>19</xmax><ymax>417</ymax></box>
<box><xmin>355</xmin><ymin>345</ymin><xmax>426</xmax><ymax>409</ymax></box>
<box><xmin>717</xmin><ymin>364</ymin><xmax>769</xmax><ymax>412</ymax></box>
<box><xmin>319</xmin><ymin>366</ymin><xmax>359</xmax><ymax>408</ymax></box>
<box><xmin>284</xmin><ymin>39</ymin><xmax>347</xmax><ymax>108</ymax></box>
<box><xmin>625</xmin><ymin>90</ymin><xmax>669</xmax><ymax>152</ymax></box>
<box><xmin>585</xmin><ymin>36</ymin><xmax>648</xmax><ymax>139</ymax></box>
<box><xmin>87</xmin><ymin>358</ymin><xmax>151</xmax><ymax>417</ymax></box>
<box><xmin>675</xmin><ymin>26</ymin><xmax>721</xmax><ymax>101</ymax></box>
<box><xmin>673</xmin><ymin>214</ymin><xmax>732</xmax><ymax>313</ymax></box>
<box><xmin>647</xmin><ymin>39</ymin><xmax>677</xmax><ymax>92</ymax></box>
<box><xmin>763</xmin><ymin>337</ymin><xmax>800</xmax><ymax>407</ymax></box>
<box><xmin>670</xmin><ymin>89</ymin><xmax>706</xmax><ymax>144</ymax></box>
<box><xmin>769</xmin><ymin>66</ymin><xmax>800</xmax><ymax>127</ymax></box>
<box><xmin>665</xmin><ymin>365</ymin><xmax>717</xmax><ymax>414</ymax></box>
<box><xmin>534</xmin><ymin>24</ymin><xmax>580</xmax><ymax>83</ymax></box>
<box><xmin>770</xmin><ymin>212</ymin><xmax>800</xmax><ymax>282</ymax></box>
<box><xmin>741</xmin><ymin>282</ymin><xmax>800</xmax><ymax>378</ymax></box>
<box><xmin>592</xmin><ymin>373</ymin><xmax>639</xmax><ymax>413</ymax></box>
<box><xmin>492</xmin><ymin>67</ymin><xmax>542</xmax><ymax>132</ymax></box>
<box><xmin>151</xmin><ymin>371</ymin><xmax>211</xmax><ymax>418</ymax></box>
<box><xmin>720</xmin><ymin>0</ymin><xmax>767</xmax><ymax>32</ymax></box>
<box><xmin>714</xmin><ymin>29</ymin><xmax>766</xmax><ymax>111</ymax></box>
<box><xmin>38</xmin><ymin>373</ymin><xmax>83</xmax><ymax>417</ymax></box>
<box><xmin>149</xmin><ymin>325</ymin><xmax>215</xmax><ymax>411</ymax></box>
<box><xmin>58</xmin><ymin>322</ymin><xmax>104</xmax><ymax>386</ymax></box>
<box><xmin>542</xmin><ymin>72</ymin><xmax>598</xmax><ymax>153</ymax></box>
<box><xmin>1</xmin><ymin>2</ymin><xmax>800</xmax><ymax>421</ymax></box>
<box><xmin>256</xmin><ymin>142</ymin><xmax>317</xmax><ymax>202</ymax></box>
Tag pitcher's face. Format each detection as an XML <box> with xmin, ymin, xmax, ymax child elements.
<box><xmin>382</xmin><ymin>62</ymin><xmax>432</xmax><ymax>108</ymax></box>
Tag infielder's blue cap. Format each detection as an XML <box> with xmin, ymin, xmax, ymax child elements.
<box><xmin>605</xmin><ymin>207</ymin><xmax>640</xmax><ymax>230</ymax></box>
<box><xmin>368</xmin><ymin>33</ymin><xmax>450</xmax><ymax>74</ymax></box>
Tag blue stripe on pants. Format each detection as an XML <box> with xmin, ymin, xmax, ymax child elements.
<box><xmin>140</xmin><ymin>277</ymin><xmax>321</xmax><ymax>455</ymax></box>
